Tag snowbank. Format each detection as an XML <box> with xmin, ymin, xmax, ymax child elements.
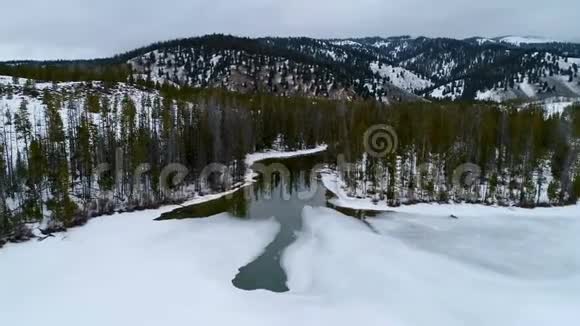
<box><xmin>321</xmin><ymin>170</ymin><xmax>580</xmax><ymax>217</ymax></box>
<box><xmin>245</xmin><ymin>145</ymin><xmax>328</xmax><ymax>168</ymax></box>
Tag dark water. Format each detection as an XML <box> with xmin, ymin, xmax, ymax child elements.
<box><xmin>159</xmin><ymin>153</ymin><xmax>380</xmax><ymax>292</ymax></box>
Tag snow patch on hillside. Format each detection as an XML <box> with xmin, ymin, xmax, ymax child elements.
<box><xmin>370</xmin><ymin>62</ymin><xmax>433</xmax><ymax>92</ymax></box>
<box><xmin>372</xmin><ymin>41</ymin><xmax>391</xmax><ymax>48</ymax></box>
<box><xmin>429</xmin><ymin>80</ymin><xmax>464</xmax><ymax>100</ymax></box>
<box><xmin>519</xmin><ymin>80</ymin><xmax>537</xmax><ymax>97</ymax></box>
<box><xmin>549</xmin><ymin>55</ymin><xmax>580</xmax><ymax>72</ymax></box>
<box><xmin>500</xmin><ymin>36</ymin><xmax>556</xmax><ymax>46</ymax></box>
<box><xmin>523</xmin><ymin>97</ymin><xmax>579</xmax><ymax>116</ymax></box>
<box><xmin>331</xmin><ymin>40</ymin><xmax>361</xmax><ymax>47</ymax></box>
<box><xmin>474</xmin><ymin>37</ymin><xmax>497</xmax><ymax>45</ymax></box>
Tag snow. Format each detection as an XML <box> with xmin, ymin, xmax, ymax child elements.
<box><xmin>474</xmin><ymin>37</ymin><xmax>496</xmax><ymax>45</ymax></box>
<box><xmin>557</xmin><ymin>75</ymin><xmax>580</xmax><ymax>96</ymax></box>
<box><xmin>0</xmin><ymin>75</ymin><xmax>328</xmax><ymax>213</ymax></box>
<box><xmin>519</xmin><ymin>80</ymin><xmax>537</xmax><ymax>98</ymax></box>
<box><xmin>0</xmin><ymin>78</ymin><xmax>162</xmax><ymax>193</ymax></box>
<box><xmin>240</xmin><ymin>145</ymin><xmax>328</xmax><ymax>188</ymax></box>
<box><xmin>143</xmin><ymin>145</ymin><xmax>329</xmax><ymax>210</ymax></box>
<box><xmin>1</xmin><ymin>153</ymin><xmax>579</xmax><ymax>326</ymax></box>
<box><xmin>0</xmin><ymin>208</ymin><xmax>282</xmax><ymax>326</ymax></box>
<box><xmin>549</xmin><ymin>55</ymin><xmax>580</xmax><ymax>72</ymax></box>
<box><xmin>370</xmin><ymin>62</ymin><xmax>433</xmax><ymax>92</ymax></box>
<box><xmin>321</xmin><ymin>171</ymin><xmax>578</xmax><ymax>214</ymax></box>
<box><xmin>476</xmin><ymin>89</ymin><xmax>501</xmax><ymax>102</ymax></box>
<box><xmin>372</xmin><ymin>41</ymin><xmax>391</xmax><ymax>48</ymax></box>
<box><xmin>0</xmin><ymin>75</ymin><xmax>27</xmax><ymax>86</ymax></box>
<box><xmin>210</xmin><ymin>54</ymin><xmax>223</xmax><ymax>66</ymax></box>
<box><xmin>331</xmin><ymin>40</ymin><xmax>361</xmax><ymax>47</ymax></box>
<box><xmin>429</xmin><ymin>80</ymin><xmax>464</xmax><ymax>100</ymax></box>
<box><xmin>475</xmin><ymin>87</ymin><xmax>519</xmax><ymax>102</ymax></box>
<box><xmin>499</xmin><ymin>36</ymin><xmax>556</xmax><ymax>46</ymax></box>
<box><xmin>323</xmin><ymin>49</ymin><xmax>337</xmax><ymax>60</ymax></box>
<box><xmin>283</xmin><ymin>206</ymin><xmax>580</xmax><ymax>326</ymax></box>
<box><xmin>527</xmin><ymin>97</ymin><xmax>578</xmax><ymax>116</ymax></box>
<box><xmin>245</xmin><ymin>145</ymin><xmax>328</xmax><ymax>168</ymax></box>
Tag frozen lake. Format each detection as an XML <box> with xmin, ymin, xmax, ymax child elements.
<box><xmin>1</xmin><ymin>154</ymin><xmax>579</xmax><ymax>326</ymax></box>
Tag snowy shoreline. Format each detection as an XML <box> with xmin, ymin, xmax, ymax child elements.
<box><xmin>2</xmin><ymin>145</ymin><xmax>579</xmax><ymax>326</ymax></box>
<box><xmin>175</xmin><ymin>144</ymin><xmax>329</xmax><ymax>208</ymax></box>
<box><xmin>0</xmin><ymin>145</ymin><xmax>328</xmax><ymax>248</ymax></box>
<box><xmin>320</xmin><ymin>170</ymin><xmax>580</xmax><ymax>218</ymax></box>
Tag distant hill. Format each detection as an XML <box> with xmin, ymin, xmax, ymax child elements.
<box><xmin>1</xmin><ymin>34</ymin><xmax>580</xmax><ymax>103</ymax></box>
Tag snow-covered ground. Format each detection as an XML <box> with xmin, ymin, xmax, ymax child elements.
<box><xmin>2</xmin><ymin>176</ymin><xmax>579</xmax><ymax>326</ymax></box>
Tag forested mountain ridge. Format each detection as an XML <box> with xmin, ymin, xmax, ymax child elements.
<box><xmin>2</xmin><ymin>34</ymin><xmax>580</xmax><ymax>103</ymax></box>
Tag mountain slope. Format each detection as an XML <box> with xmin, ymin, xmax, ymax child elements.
<box><xmin>1</xmin><ymin>34</ymin><xmax>580</xmax><ymax>103</ymax></box>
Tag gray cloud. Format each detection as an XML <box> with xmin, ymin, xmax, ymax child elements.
<box><xmin>0</xmin><ymin>0</ymin><xmax>578</xmax><ymax>60</ymax></box>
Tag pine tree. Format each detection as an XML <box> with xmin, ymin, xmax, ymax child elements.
<box><xmin>14</xmin><ymin>99</ymin><xmax>32</xmax><ymax>155</ymax></box>
<box><xmin>44</xmin><ymin>93</ymin><xmax>77</xmax><ymax>226</ymax></box>
<box><xmin>0</xmin><ymin>143</ymin><xmax>11</xmax><ymax>238</ymax></box>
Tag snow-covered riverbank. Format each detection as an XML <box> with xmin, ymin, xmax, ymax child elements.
<box><xmin>2</xmin><ymin>145</ymin><xmax>579</xmax><ymax>326</ymax></box>
<box><xmin>0</xmin><ymin>145</ymin><xmax>327</xmax><ymax>246</ymax></box>
<box><xmin>177</xmin><ymin>144</ymin><xmax>329</xmax><ymax>208</ymax></box>
<box><xmin>321</xmin><ymin>170</ymin><xmax>580</xmax><ymax>217</ymax></box>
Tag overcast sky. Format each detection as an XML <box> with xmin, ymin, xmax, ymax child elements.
<box><xmin>1</xmin><ymin>0</ymin><xmax>578</xmax><ymax>60</ymax></box>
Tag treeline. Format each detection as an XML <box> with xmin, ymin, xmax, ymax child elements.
<box><xmin>0</xmin><ymin>78</ymin><xmax>579</xmax><ymax>244</ymax></box>
<box><xmin>0</xmin><ymin>63</ymin><xmax>131</xmax><ymax>84</ymax></box>
<box><xmin>331</xmin><ymin>103</ymin><xmax>580</xmax><ymax>207</ymax></box>
<box><xmin>0</xmin><ymin>81</ymin><xmax>335</xmax><ymax>243</ymax></box>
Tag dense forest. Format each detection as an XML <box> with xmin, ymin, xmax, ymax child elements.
<box><xmin>0</xmin><ymin>68</ymin><xmax>579</xmax><ymax>245</ymax></box>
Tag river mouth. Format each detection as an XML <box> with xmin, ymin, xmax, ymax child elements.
<box><xmin>159</xmin><ymin>153</ymin><xmax>384</xmax><ymax>293</ymax></box>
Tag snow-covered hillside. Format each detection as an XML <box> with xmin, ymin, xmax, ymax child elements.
<box><xmin>476</xmin><ymin>77</ymin><xmax>580</xmax><ymax>103</ymax></box>
<box><xmin>0</xmin><ymin>76</ymin><xmax>161</xmax><ymax>167</ymax></box>
<box><xmin>429</xmin><ymin>80</ymin><xmax>465</xmax><ymax>100</ymax></box>
<box><xmin>127</xmin><ymin>47</ymin><xmax>363</xmax><ymax>100</ymax></box>
<box><xmin>370</xmin><ymin>61</ymin><xmax>433</xmax><ymax>92</ymax></box>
